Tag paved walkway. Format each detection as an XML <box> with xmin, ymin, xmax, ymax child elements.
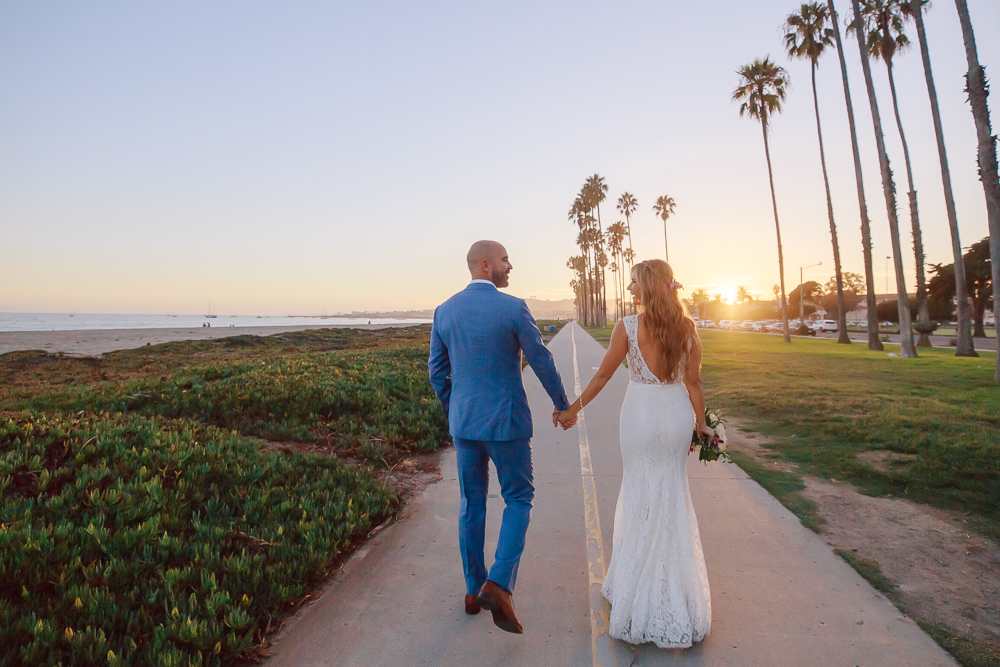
<box><xmin>264</xmin><ymin>322</ymin><xmax>956</xmax><ymax>666</ymax></box>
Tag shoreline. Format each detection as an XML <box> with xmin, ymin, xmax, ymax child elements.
<box><xmin>0</xmin><ymin>323</ymin><xmax>426</xmax><ymax>357</ymax></box>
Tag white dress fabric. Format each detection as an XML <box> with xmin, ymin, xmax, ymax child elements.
<box><xmin>601</xmin><ymin>315</ymin><xmax>711</xmax><ymax>648</ymax></box>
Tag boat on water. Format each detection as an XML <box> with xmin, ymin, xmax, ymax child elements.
<box><xmin>205</xmin><ymin>302</ymin><xmax>218</xmax><ymax>318</ymax></box>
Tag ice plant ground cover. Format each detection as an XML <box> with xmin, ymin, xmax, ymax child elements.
<box><xmin>0</xmin><ymin>326</ymin><xmax>450</xmax><ymax>665</ymax></box>
<box><xmin>585</xmin><ymin>324</ymin><xmax>1000</xmax><ymax>540</ymax></box>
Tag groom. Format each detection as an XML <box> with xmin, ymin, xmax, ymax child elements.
<box><xmin>428</xmin><ymin>240</ymin><xmax>574</xmax><ymax>634</ymax></box>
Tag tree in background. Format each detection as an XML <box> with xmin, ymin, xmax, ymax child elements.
<box><xmin>652</xmin><ymin>195</ymin><xmax>677</xmax><ymax>262</ymax></box>
<box><xmin>826</xmin><ymin>0</ymin><xmax>882</xmax><ymax>350</ymax></box>
<box><xmin>903</xmin><ymin>0</ymin><xmax>976</xmax><ymax>356</ymax></box>
<box><xmin>788</xmin><ymin>281</ymin><xmax>823</xmax><ymax>318</ymax></box>
<box><xmin>784</xmin><ymin>2</ymin><xmax>851</xmax><ymax>344</ymax></box>
<box><xmin>583</xmin><ymin>175</ymin><xmax>610</xmax><ymax>325</ymax></box>
<box><xmin>734</xmin><ymin>57</ymin><xmax>792</xmax><ymax>343</ymax></box>
<box><xmin>735</xmin><ymin>285</ymin><xmax>754</xmax><ymax>318</ymax></box>
<box><xmin>848</xmin><ymin>0</ymin><xmax>917</xmax><ymax>357</ymax></box>
<box><xmin>690</xmin><ymin>288</ymin><xmax>710</xmax><ymax>319</ymax></box>
<box><xmin>954</xmin><ymin>0</ymin><xmax>1000</xmax><ymax>380</ymax></box>
<box><xmin>927</xmin><ymin>238</ymin><xmax>993</xmax><ymax>336</ymax></box>
<box><xmin>819</xmin><ymin>272</ymin><xmax>865</xmax><ymax>316</ymax></box>
<box><xmin>606</xmin><ymin>222</ymin><xmax>628</xmax><ymax>320</ymax></box>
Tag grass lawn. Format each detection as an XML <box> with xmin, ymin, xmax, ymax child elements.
<box><xmin>584</xmin><ymin>324</ymin><xmax>1000</xmax><ymax>539</ymax></box>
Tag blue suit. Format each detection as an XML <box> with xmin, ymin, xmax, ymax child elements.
<box><xmin>429</xmin><ymin>282</ymin><xmax>569</xmax><ymax>594</ymax></box>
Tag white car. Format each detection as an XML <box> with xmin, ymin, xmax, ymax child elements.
<box><xmin>741</xmin><ymin>320</ymin><xmax>755</xmax><ymax>331</ymax></box>
<box><xmin>701</xmin><ymin>320</ymin><xmax>717</xmax><ymax>329</ymax></box>
<box><xmin>814</xmin><ymin>319</ymin><xmax>838</xmax><ymax>332</ymax></box>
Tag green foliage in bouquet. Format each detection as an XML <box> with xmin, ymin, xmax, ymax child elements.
<box><xmin>690</xmin><ymin>409</ymin><xmax>730</xmax><ymax>463</ymax></box>
<box><xmin>0</xmin><ymin>412</ymin><xmax>398</xmax><ymax>665</ymax></box>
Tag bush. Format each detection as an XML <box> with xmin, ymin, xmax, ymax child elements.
<box><xmin>31</xmin><ymin>346</ymin><xmax>449</xmax><ymax>463</ymax></box>
<box><xmin>0</xmin><ymin>412</ymin><xmax>398</xmax><ymax>665</ymax></box>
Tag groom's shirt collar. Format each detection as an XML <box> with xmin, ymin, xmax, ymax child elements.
<box><xmin>469</xmin><ymin>279</ymin><xmax>497</xmax><ymax>288</ymax></box>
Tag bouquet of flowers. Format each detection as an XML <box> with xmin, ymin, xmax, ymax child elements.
<box><xmin>690</xmin><ymin>408</ymin><xmax>730</xmax><ymax>463</ymax></box>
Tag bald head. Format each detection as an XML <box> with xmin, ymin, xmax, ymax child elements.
<box><xmin>467</xmin><ymin>240</ymin><xmax>512</xmax><ymax>288</ymax></box>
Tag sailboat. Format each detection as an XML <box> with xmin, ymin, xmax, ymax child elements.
<box><xmin>205</xmin><ymin>302</ymin><xmax>217</xmax><ymax>319</ymax></box>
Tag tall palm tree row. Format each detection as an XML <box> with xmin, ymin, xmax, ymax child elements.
<box><xmin>852</xmin><ymin>0</ymin><xmax>931</xmax><ymax>347</ymax></box>
<box><xmin>733</xmin><ymin>57</ymin><xmax>793</xmax><ymax>343</ymax></box>
<box><xmin>903</xmin><ymin>0</ymin><xmax>977</xmax><ymax>356</ymax></box>
<box><xmin>583</xmin><ymin>174</ymin><xmax>610</xmax><ymax>326</ymax></box>
<box><xmin>783</xmin><ymin>2</ymin><xmax>851</xmax><ymax>345</ymax></box>
<box><xmin>826</xmin><ymin>0</ymin><xmax>883</xmax><ymax>350</ymax></box>
<box><xmin>848</xmin><ymin>0</ymin><xmax>918</xmax><ymax>357</ymax></box>
<box><xmin>953</xmin><ymin>0</ymin><xmax>1000</xmax><ymax>382</ymax></box>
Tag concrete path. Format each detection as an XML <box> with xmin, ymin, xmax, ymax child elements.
<box><xmin>264</xmin><ymin>322</ymin><xmax>956</xmax><ymax>667</ymax></box>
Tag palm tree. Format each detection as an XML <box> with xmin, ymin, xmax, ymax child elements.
<box><xmin>606</xmin><ymin>222</ymin><xmax>629</xmax><ymax>319</ymax></box>
<box><xmin>652</xmin><ymin>195</ymin><xmax>676</xmax><ymax>262</ymax></box>
<box><xmin>827</xmin><ymin>0</ymin><xmax>883</xmax><ymax>350</ymax></box>
<box><xmin>848</xmin><ymin>0</ymin><xmax>917</xmax><ymax>357</ymax></box>
<box><xmin>903</xmin><ymin>0</ymin><xmax>976</xmax><ymax>356</ymax></box>
<box><xmin>568</xmin><ymin>199</ymin><xmax>592</xmax><ymax>325</ymax></box>
<box><xmin>853</xmin><ymin>0</ymin><xmax>930</xmax><ymax>347</ymax></box>
<box><xmin>583</xmin><ymin>175</ymin><xmax>610</xmax><ymax>326</ymax></box>
<box><xmin>617</xmin><ymin>192</ymin><xmax>638</xmax><ymax>266</ymax></box>
<box><xmin>735</xmin><ymin>285</ymin><xmax>753</xmax><ymax>318</ymax></box>
<box><xmin>567</xmin><ymin>256</ymin><xmax>587</xmax><ymax>321</ymax></box>
<box><xmin>784</xmin><ymin>3</ymin><xmax>851</xmax><ymax>345</ymax></box>
<box><xmin>953</xmin><ymin>0</ymin><xmax>1000</xmax><ymax>381</ymax></box>
<box><xmin>733</xmin><ymin>57</ymin><xmax>792</xmax><ymax>343</ymax></box>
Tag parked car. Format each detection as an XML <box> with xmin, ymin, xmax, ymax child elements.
<box><xmin>814</xmin><ymin>319</ymin><xmax>838</xmax><ymax>332</ymax></box>
<box><xmin>701</xmin><ymin>320</ymin><xmax>716</xmax><ymax>329</ymax></box>
<box><xmin>741</xmin><ymin>320</ymin><xmax>755</xmax><ymax>331</ymax></box>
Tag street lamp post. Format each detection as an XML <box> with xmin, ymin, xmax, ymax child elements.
<box><xmin>799</xmin><ymin>262</ymin><xmax>822</xmax><ymax>323</ymax></box>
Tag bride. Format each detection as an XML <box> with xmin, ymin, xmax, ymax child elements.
<box><xmin>558</xmin><ymin>259</ymin><xmax>713</xmax><ymax>648</ymax></box>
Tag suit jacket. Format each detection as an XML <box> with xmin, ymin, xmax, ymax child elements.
<box><xmin>429</xmin><ymin>282</ymin><xmax>569</xmax><ymax>441</ymax></box>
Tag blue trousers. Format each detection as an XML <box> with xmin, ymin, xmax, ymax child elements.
<box><xmin>454</xmin><ymin>438</ymin><xmax>534</xmax><ymax>595</ymax></box>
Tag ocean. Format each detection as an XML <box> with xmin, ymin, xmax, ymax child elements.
<box><xmin>0</xmin><ymin>313</ymin><xmax>431</xmax><ymax>333</ymax></box>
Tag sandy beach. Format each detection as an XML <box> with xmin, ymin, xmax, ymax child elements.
<box><xmin>0</xmin><ymin>323</ymin><xmax>423</xmax><ymax>357</ymax></box>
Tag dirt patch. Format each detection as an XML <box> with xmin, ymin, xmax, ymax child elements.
<box><xmin>725</xmin><ymin>419</ymin><xmax>1000</xmax><ymax>651</ymax></box>
<box><xmin>855</xmin><ymin>449</ymin><xmax>918</xmax><ymax>474</ymax></box>
<box><xmin>803</xmin><ymin>477</ymin><xmax>1000</xmax><ymax>645</ymax></box>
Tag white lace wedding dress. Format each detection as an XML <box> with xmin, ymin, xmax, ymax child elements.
<box><xmin>601</xmin><ymin>315</ymin><xmax>711</xmax><ymax>648</ymax></box>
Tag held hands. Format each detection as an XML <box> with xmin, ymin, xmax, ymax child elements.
<box><xmin>552</xmin><ymin>408</ymin><xmax>578</xmax><ymax>430</ymax></box>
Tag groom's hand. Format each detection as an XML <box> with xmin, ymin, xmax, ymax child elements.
<box><xmin>552</xmin><ymin>409</ymin><xmax>561</xmax><ymax>428</ymax></box>
<box><xmin>560</xmin><ymin>415</ymin><xmax>578</xmax><ymax>430</ymax></box>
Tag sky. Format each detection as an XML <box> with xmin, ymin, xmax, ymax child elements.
<box><xmin>1</xmin><ymin>1</ymin><xmax>998</xmax><ymax>316</ymax></box>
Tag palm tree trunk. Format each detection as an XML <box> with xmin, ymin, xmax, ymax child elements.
<box><xmin>624</xmin><ymin>214</ymin><xmax>635</xmax><ymax>315</ymax></box>
<box><xmin>849</xmin><ymin>0</ymin><xmax>917</xmax><ymax>358</ymax></box>
<box><xmin>910</xmin><ymin>0</ymin><xmax>976</xmax><ymax>356</ymax></box>
<box><xmin>761</xmin><ymin>123</ymin><xmax>791</xmax><ymax>344</ymax></box>
<box><xmin>829</xmin><ymin>0</ymin><xmax>882</xmax><ymax>350</ymax></box>
<box><xmin>595</xmin><ymin>204</ymin><xmax>607</xmax><ymax>327</ymax></box>
<box><xmin>885</xmin><ymin>62</ymin><xmax>931</xmax><ymax>347</ymax></box>
<box><xmin>954</xmin><ymin>0</ymin><xmax>1000</xmax><ymax>381</ymax></box>
<box><xmin>810</xmin><ymin>61</ymin><xmax>851</xmax><ymax>344</ymax></box>
<box><xmin>663</xmin><ymin>219</ymin><xmax>669</xmax><ymax>263</ymax></box>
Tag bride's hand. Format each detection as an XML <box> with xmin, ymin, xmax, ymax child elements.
<box><xmin>697</xmin><ymin>424</ymin><xmax>715</xmax><ymax>443</ymax></box>
<box><xmin>557</xmin><ymin>410</ymin><xmax>578</xmax><ymax>430</ymax></box>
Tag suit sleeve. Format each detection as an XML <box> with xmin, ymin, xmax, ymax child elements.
<box><xmin>428</xmin><ymin>310</ymin><xmax>451</xmax><ymax>414</ymax></box>
<box><xmin>516</xmin><ymin>302</ymin><xmax>569</xmax><ymax>411</ymax></box>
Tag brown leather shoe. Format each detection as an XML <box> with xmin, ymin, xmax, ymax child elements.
<box><xmin>477</xmin><ymin>580</ymin><xmax>523</xmax><ymax>634</ymax></box>
<box><xmin>465</xmin><ymin>594</ymin><xmax>481</xmax><ymax>615</ymax></box>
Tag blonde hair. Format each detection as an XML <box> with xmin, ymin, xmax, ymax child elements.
<box><xmin>633</xmin><ymin>259</ymin><xmax>697</xmax><ymax>382</ymax></box>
